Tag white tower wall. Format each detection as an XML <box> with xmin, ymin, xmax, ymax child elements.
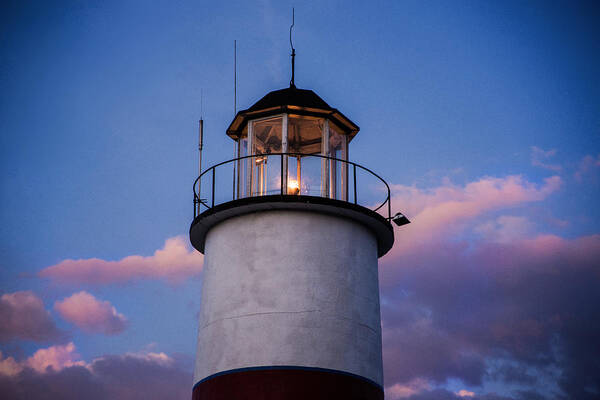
<box><xmin>194</xmin><ymin>209</ymin><xmax>383</xmax><ymax>386</ymax></box>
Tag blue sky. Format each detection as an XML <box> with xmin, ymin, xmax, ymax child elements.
<box><xmin>1</xmin><ymin>1</ymin><xmax>599</xmax><ymax>399</ymax></box>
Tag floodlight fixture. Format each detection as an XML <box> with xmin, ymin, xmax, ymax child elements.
<box><xmin>391</xmin><ymin>212</ymin><xmax>410</xmax><ymax>227</ymax></box>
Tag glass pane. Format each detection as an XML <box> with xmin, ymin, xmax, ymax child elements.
<box><xmin>251</xmin><ymin>154</ymin><xmax>281</xmax><ymax>196</ymax></box>
<box><xmin>249</xmin><ymin>118</ymin><xmax>283</xmax><ymax>197</ymax></box>
<box><xmin>296</xmin><ymin>155</ymin><xmax>322</xmax><ymax>196</ymax></box>
<box><xmin>288</xmin><ymin>116</ymin><xmax>323</xmax><ymax>155</ymax></box>
<box><xmin>328</xmin><ymin>124</ymin><xmax>347</xmax><ymax>199</ymax></box>
<box><xmin>253</xmin><ymin>117</ymin><xmax>282</xmax><ymax>155</ymax></box>
<box><xmin>236</xmin><ymin>125</ymin><xmax>249</xmax><ymax>199</ymax></box>
<box><xmin>237</xmin><ymin>135</ymin><xmax>248</xmax><ymax>199</ymax></box>
<box><xmin>287</xmin><ymin>155</ymin><xmax>301</xmax><ymax>195</ymax></box>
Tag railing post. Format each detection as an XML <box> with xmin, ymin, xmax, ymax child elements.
<box><xmin>343</xmin><ymin>159</ymin><xmax>348</xmax><ymax>201</ymax></box>
<box><xmin>212</xmin><ymin>168</ymin><xmax>215</xmax><ymax>208</ymax></box>
<box><xmin>232</xmin><ymin>162</ymin><xmax>236</xmax><ymax>201</ymax></box>
<box><xmin>280</xmin><ymin>154</ymin><xmax>284</xmax><ymax>195</ymax></box>
<box><xmin>200</xmin><ymin>179</ymin><xmax>202</xmax><ymax>215</ymax></box>
<box><xmin>353</xmin><ymin>164</ymin><xmax>357</xmax><ymax>204</ymax></box>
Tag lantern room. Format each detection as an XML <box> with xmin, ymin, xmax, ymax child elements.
<box><xmin>226</xmin><ymin>86</ymin><xmax>359</xmax><ymax>200</ymax></box>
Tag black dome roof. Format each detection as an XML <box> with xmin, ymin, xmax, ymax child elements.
<box><xmin>247</xmin><ymin>87</ymin><xmax>333</xmax><ymax>112</ymax></box>
<box><xmin>226</xmin><ymin>86</ymin><xmax>359</xmax><ymax>139</ymax></box>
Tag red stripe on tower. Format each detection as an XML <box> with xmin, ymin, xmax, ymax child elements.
<box><xmin>192</xmin><ymin>367</ymin><xmax>383</xmax><ymax>400</ymax></box>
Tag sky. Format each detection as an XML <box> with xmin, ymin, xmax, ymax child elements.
<box><xmin>1</xmin><ymin>0</ymin><xmax>599</xmax><ymax>399</ymax></box>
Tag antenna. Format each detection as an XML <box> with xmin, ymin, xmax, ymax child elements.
<box><xmin>289</xmin><ymin>8</ymin><xmax>296</xmax><ymax>88</ymax></box>
<box><xmin>234</xmin><ymin>39</ymin><xmax>237</xmax><ymax>114</ymax></box>
<box><xmin>198</xmin><ymin>118</ymin><xmax>204</xmax><ymax>176</ymax></box>
<box><xmin>199</xmin><ymin>88</ymin><xmax>204</xmax><ymax>172</ymax></box>
<box><xmin>197</xmin><ymin>105</ymin><xmax>204</xmax><ymax>215</ymax></box>
<box><xmin>233</xmin><ymin>40</ymin><xmax>238</xmax><ymax>198</ymax></box>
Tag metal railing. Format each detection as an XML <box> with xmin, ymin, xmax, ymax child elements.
<box><xmin>193</xmin><ymin>152</ymin><xmax>391</xmax><ymax>220</ymax></box>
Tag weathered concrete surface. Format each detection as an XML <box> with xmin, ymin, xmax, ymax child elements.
<box><xmin>194</xmin><ymin>210</ymin><xmax>383</xmax><ymax>386</ymax></box>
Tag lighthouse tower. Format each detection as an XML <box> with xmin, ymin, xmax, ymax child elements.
<box><xmin>190</xmin><ymin>79</ymin><xmax>408</xmax><ymax>399</ymax></box>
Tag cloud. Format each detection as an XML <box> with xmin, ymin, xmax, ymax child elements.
<box><xmin>457</xmin><ymin>390</ymin><xmax>476</xmax><ymax>397</ymax></box>
<box><xmin>398</xmin><ymin>388</ymin><xmax>461</xmax><ymax>400</ymax></box>
<box><xmin>0</xmin><ymin>291</ymin><xmax>65</xmax><ymax>343</ymax></box>
<box><xmin>55</xmin><ymin>292</ymin><xmax>127</xmax><ymax>335</ymax></box>
<box><xmin>39</xmin><ymin>236</ymin><xmax>203</xmax><ymax>285</ymax></box>
<box><xmin>389</xmin><ymin>175</ymin><xmax>561</xmax><ymax>253</ymax></box>
<box><xmin>574</xmin><ymin>154</ymin><xmax>600</xmax><ymax>182</ymax></box>
<box><xmin>379</xmin><ymin>172</ymin><xmax>600</xmax><ymax>400</ymax></box>
<box><xmin>0</xmin><ymin>344</ymin><xmax>192</xmax><ymax>400</ymax></box>
<box><xmin>25</xmin><ymin>342</ymin><xmax>85</xmax><ymax>373</ymax></box>
<box><xmin>473</xmin><ymin>216</ymin><xmax>535</xmax><ymax>243</ymax></box>
<box><xmin>530</xmin><ymin>146</ymin><xmax>562</xmax><ymax>172</ymax></box>
<box><xmin>0</xmin><ymin>352</ymin><xmax>21</xmax><ymax>376</ymax></box>
<box><xmin>399</xmin><ymin>389</ymin><xmax>515</xmax><ymax>400</ymax></box>
<box><xmin>380</xmin><ymin>231</ymin><xmax>600</xmax><ymax>399</ymax></box>
<box><xmin>386</xmin><ymin>378</ymin><xmax>431</xmax><ymax>399</ymax></box>
<box><xmin>0</xmin><ymin>342</ymin><xmax>84</xmax><ymax>376</ymax></box>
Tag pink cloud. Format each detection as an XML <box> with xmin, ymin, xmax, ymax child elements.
<box><xmin>25</xmin><ymin>342</ymin><xmax>86</xmax><ymax>373</ymax></box>
<box><xmin>0</xmin><ymin>342</ymin><xmax>85</xmax><ymax>376</ymax></box>
<box><xmin>379</xmin><ymin>228</ymin><xmax>600</xmax><ymax>397</ymax></box>
<box><xmin>574</xmin><ymin>153</ymin><xmax>600</xmax><ymax>182</ymax></box>
<box><xmin>530</xmin><ymin>146</ymin><xmax>562</xmax><ymax>172</ymax></box>
<box><xmin>0</xmin><ymin>342</ymin><xmax>176</xmax><ymax>377</ymax></box>
<box><xmin>389</xmin><ymin>175</ymin><xmax>561</xmax><ymax>253</ymax></box>
<box><xmin>0</xmin><ymin>344</ymin><xmax>191</xmax><ymax>399</ymax></box>
<box><xmin>385</xmin><ymin>378</ymin><xmax>430</xmax><ymax>399</ymax></box>
<box><xmin>55</xmin><ymin>292</ymin><xmax>127</xmax><ymax>335</ymax></box>
<box><xmin>377</xmin><ymin>172</ymin><xmax>600</xmax><ymax>398</ymax></box>
<box><xmin>0</xmin><ymin>291</ymin><xmax>65</xmax><ymax>342</ymax></box>
<box><xmin>0</xmin><ymin>352</ymin><xmax>21</xmax><ymax>376</ymax></box>
<box><xmin>96</xmin><ymin>350</ymin><xmax>175</xmax><ymax>368</ymax></box>
<box><xmin>39</xmin><ymin>236</ymin><xmax>203</xmax><ymax>285</ymax></box>
<box><xmin>473</xmin><ymin>215</ymin><xmax>535</xmax><ymax>243</ymax></box>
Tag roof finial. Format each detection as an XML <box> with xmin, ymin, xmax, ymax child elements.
<box><xmin>289</xmin><ymin>8</ymin><xmax>296</xmax><ymax>88</ymax></box>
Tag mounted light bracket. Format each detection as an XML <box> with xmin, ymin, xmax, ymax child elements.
<box><xmin>391</xmin><ymin>212</ymin><xmax>410</xmax><ymax>227</ymax></box>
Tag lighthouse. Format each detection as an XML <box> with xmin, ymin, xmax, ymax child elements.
<box><xmin>190</xmin><ymin>35</ymin><xmax>409</xmax><ymax>400</ymax></box>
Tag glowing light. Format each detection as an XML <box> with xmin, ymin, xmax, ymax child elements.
<box><xmin>288</xmin><ymin>179</ymin><xmax>300</xmax><ymax>195</ymax></box>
